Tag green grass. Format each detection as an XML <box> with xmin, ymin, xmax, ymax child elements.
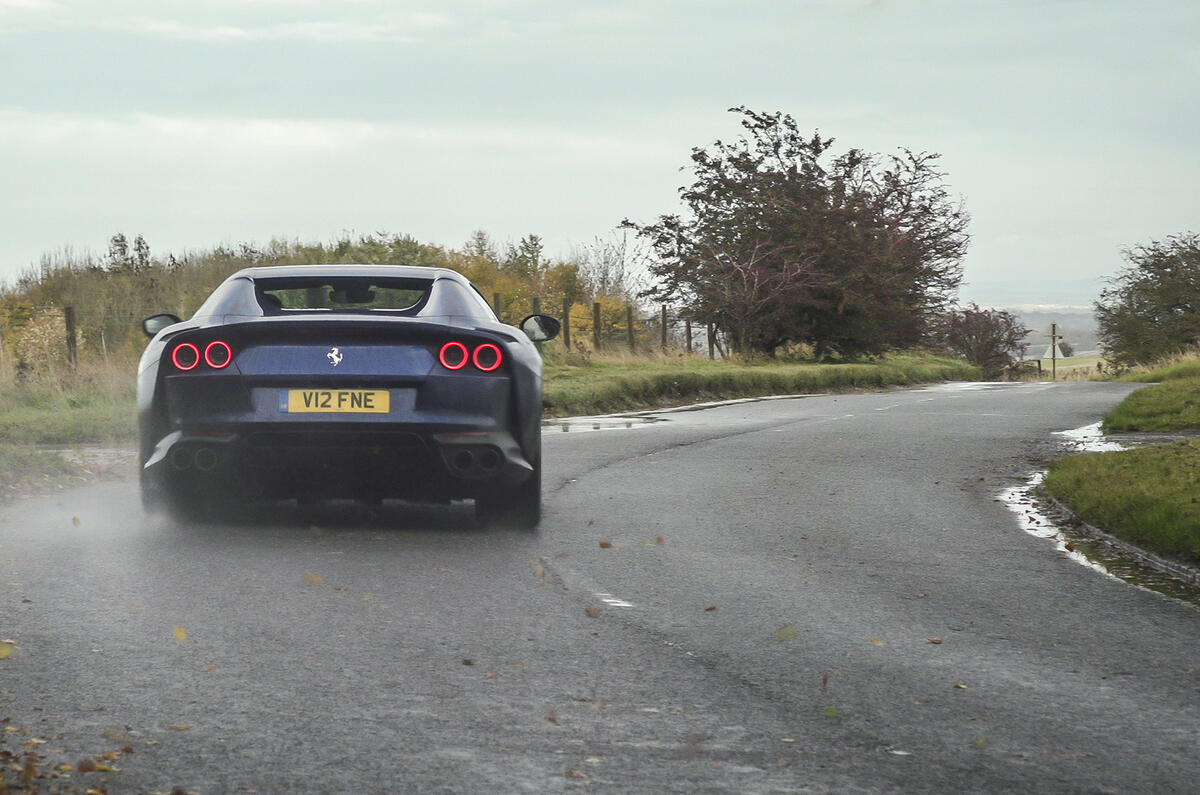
<box><xmin>542</xmin><ymin>352</ymin><xmax>976</xmax><ymax>415</ymax></box>
<box><xmin>1102</xmin><ymin>377</ymin><xmax>1200</xmax><ymax>433</ymax></box>
<box><xmin>1043</xmin><ymin>441</ymin><xmax>1200</xmax><ymax>565</ymax></box>
<box><xmin>1119</xmin><ymin>360</ymin><xmax>1200</xmax><ymax>383</ymax></box>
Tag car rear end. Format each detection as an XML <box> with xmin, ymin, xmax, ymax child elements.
<box><xmin>139</xmin><ymin>271</ymin><xmax>542</xmax><ymax>515</ymax></box>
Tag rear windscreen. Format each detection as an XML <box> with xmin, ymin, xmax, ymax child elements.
<box><xmin>256</xmin><ymin>277</ymin><xmax>432</xmax><ymax>314</ymax></box>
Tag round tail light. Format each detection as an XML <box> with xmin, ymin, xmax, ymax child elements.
<box><xmin>439</xmin><ymin>341</ymin><xmax>469</xmax><ymax>370</ymax></box>
<box><xmin>171</xmin><ymin>343</ymin><xmax>200</xmax><ymax>371</ymax></box>
<box><xmin>204</xmin><ymin>340</ymin><xmax>232</xmax><ymax>369</ymax></box>
<box><xmin>472</xmin><ymin>343</ymin><xmax>502</xmax><ymax>372</ymax></box>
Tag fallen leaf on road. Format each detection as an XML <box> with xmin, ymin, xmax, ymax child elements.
<box><xmin>869</xmin><ymin>638</ymin><xmax>884</xmax><ymax>646</ymax></box>
<box><xmin>0</xmin><ymin>639</ymin><xmax>17</xmax><ymax>659</ymax></box>
<box><xmin>303</xmin><ymin>572</ymin><xmax>325</xmax><ymax>585</ymax></box>
<box><xmin>927</xmin><ymin>638</ymin><xmax>943</xmax><ymax>644</ymax></box>
<box><xmin>564</xmin><ymin>769</ymin><xmax>584</xmax><ymax>778</ymax></box>
<box><xmin>173</xmin><ymin>626</ymin><xmax>187</xmax><ymax>643</ymax></box>
<box><xmin>656</xmin><ymin>536</ymin><xmax>664</xmax><ymax>546</ymax></box>
<box><xmin>824</xmin><ymin>708</ymin><xmax>841</xmax><ymax>718</ymax></box>
<box><xmin>954</xmin><ymin>683</ymin><xmax>968</xmax><ymax>690</ymax></box>
<box><xmin>168</xmin><ymin>725</ymin><xmax>191</xmax><ymax>731</ymax></box>
<box><xmin>774</xmin><ymin>625</ymin><xmax>797</xmax><ymax>640</ymax></box>
<box><xmin>72</xmin><ymin>516</ymin><xmax>81</xmax><ymax>527</ymax></box>
<box><xmin>598</xmin><ymin>540</ymin><xmax>612</xmax><ymax>549</ymax></box>
<box><xmin>704</xmin><ymin>606</ymin><xmax>717</xmax><ymax>612</ymax></box>
<box><xmin>586</xmin><ymin>606</ymin><xmax>599</xmax><ymax>618</ymax></box>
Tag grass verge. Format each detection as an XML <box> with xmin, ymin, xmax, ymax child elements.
<box><xmin>1102</xmin><ymin>377</ymin><xmax>1200</xmax><ymax>433</ymax></box>
<box><xmin>542</xmin><ymin>352</ymin><xmax>976</xmax><ymax>415</ymax></box>
<box><xmin>1042</xmin><ymin>441</ymin><xmax>1200</xmax><ymax>565</ymax></box>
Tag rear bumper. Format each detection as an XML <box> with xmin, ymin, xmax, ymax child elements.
<box><xmin>142</xmin><ymin>423</ymin><xmax>534</xmax><ymax>503</ymax></box>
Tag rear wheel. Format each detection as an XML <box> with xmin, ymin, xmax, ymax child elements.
<box><xmin>475</xmin><ymin>463</ymin><xmax>541</xmax><ymax>529</ymax></box>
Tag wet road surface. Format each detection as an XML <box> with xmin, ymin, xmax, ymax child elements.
<box><xmin>4</xmin><ymin>381</ymin><xmax>1199</xmax><ymax>793</ymax></box>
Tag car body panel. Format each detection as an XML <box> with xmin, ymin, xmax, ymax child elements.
<box><xmin>137</xmin><ymin>265</ymin><xmax>549</xmax><ymax>523</ymax></box>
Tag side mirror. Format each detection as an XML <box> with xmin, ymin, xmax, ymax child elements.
<box><xmin>519</xmin><ymin>314</ymin><xmax>561</xmax><ymax>343</ymax></box>
<box><xmin>142</xmin><ymin>313</ymin><xmax>182</xmax><ymax>338</ymax></box>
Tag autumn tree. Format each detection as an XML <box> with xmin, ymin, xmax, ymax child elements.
<box><xmin>1096</xmin><ymin>232</ymin><xmax>1200</xmax><ymax>369</ymax></box>
<box><xmin>939</xmin><ymin>304</ymin><xmax>1030</xmax><ymax>380</ymax></box>
<box><xmin>626</xmin><ymin>107</ymin><xmax>970</xmax><ymax>358</ymax></box>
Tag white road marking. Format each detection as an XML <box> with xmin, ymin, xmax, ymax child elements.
<box><xmin>595</xmin><ymin>592</ymin><xmax>635</xmax><ymax>608</ymax></box>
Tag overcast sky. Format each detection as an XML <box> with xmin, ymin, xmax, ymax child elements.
<box><xmin>2</xmin><ymin>0</ymin><xmax>1196</xmax><ymax>308</ymax></box>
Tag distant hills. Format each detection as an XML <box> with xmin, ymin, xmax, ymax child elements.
<box><xmin>1003</xmin><ymin>305</ymin><xmax>1100</xmax><ymax>356</ymax></box>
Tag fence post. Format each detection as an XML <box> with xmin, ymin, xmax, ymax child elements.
<box><xmin>626</xmin><ymin>305</ymin><xmax>635</xmax><ymax>353</ymax></box>
<box><xmin>64</xmin><ymin>306</ymin><xmax>77</xmax><ymax>367</ymax></box>
<box><xmin>493</xmin><ymin>292</ymin><xmax>502</xmax><ymax>322</ymax></box>
<box><xmin>562</xmin><ymin>298</ymin><xmax>571</xmax><ymax>349</ymax></box>
<box><xmin>707</xmin><ymin>322</ymin><xmax>715</xmax><ymax>360</ymax></box>
<box><xmin>661</xmin><ymin>305</ymin><xmax>668</xmax><ymax>351</ymax></box>
<box><xmin>685</xmin><ymin>319</ymin><xmax>692</xmax><ymax>354</ymax></box>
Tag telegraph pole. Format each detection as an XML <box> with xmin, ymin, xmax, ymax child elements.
<box><xmin>1050</xmin><ymin>322</ymin><xmax>1061</xmax><ymax>381</ymax></box>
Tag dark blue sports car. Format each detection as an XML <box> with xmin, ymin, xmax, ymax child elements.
<box><xmin>138</xmin><ymin>264</ymin><xmax>559</xmax><ymax>526</ymax></box>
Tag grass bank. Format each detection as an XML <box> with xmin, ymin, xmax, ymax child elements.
<box><xmin>1043</xmin><ymin>441</ymin><xmax>1200</xmax><ymax>565</ymax></box>
<box><xmin>1103</xmin><ymin>377</ymin><xmax>1200</xmax><ymax>433</ymax></box>
<box><xmin>543</xmin><ymin>352</ymin><xmax>976</xmax><ymax>416</ymax></box>
<box><xmin>1040</xmin><ymin>350</ymin><xmax>1200</xmax><ymax>568</ymax></box>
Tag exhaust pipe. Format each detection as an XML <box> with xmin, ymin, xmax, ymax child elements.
<box><xmin>169</xmin><ymin>446</ymin><xmax>193</xmax><ymax>471</ymax></box>
<box><xmin>477</xmin><ymin>448</ymin><xmax>501</xmax><ymax>473</ymax></box>
<box><xmin>450</xmin><ymin>449</ymin><xmax>475</xmax><ymax>475</ymax></box>
<box><xmin>193</xmin><ymin>447</ymin><xmax>219</xmax><ymax>472</ymax></box>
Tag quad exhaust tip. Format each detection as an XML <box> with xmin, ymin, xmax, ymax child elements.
<box><xmin>445</xmin><ymin>445</ymin><xmax>503</xmax><ymax>477</ymax></box>
<box><xmin>168</xmin><ymin>445</ymin><xmax>220</xmax><ymax>472</ymax></box>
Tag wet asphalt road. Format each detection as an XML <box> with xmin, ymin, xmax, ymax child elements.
<box><xmin>4</xmin><ymin>380</ymin><xmax>1199</xmax><ymax>793</ymax></box>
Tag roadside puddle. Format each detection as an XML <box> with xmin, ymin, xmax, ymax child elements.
<box><xmin>1000</xmin><ymin>423</ymin><xmax>1200</xmax><ymax>609</ymax></box>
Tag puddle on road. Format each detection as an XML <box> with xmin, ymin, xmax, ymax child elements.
<box><xmin>1000</xmin><ymin>424</ymin><xmax>1200</xmax><ymax>609</ymax></box>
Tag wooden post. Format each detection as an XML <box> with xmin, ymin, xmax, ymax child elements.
<box><xmin>707</xmin><ymin>322</ymin><xmax>715</xmax><ymax>360</ymax></box>
<box><xmin>562</xmin><ymin>297</ymin><xmax>571</xmax><ymax>349</ymax></box>
<box><xmin>1050</xmin><ymin>322</ymin><xmax>1059</xmax><ymax>382</ymax></box>
<box><xmin>64</xmin><ymin>306</ymin><xmax>77</xmax><ymax>367</ymax></box>
<box><xmin>626</xmin><ymin>305</ymin><xmax>635</xmax><ymax>352</ymax></box>
<box><xmin>685</xmin><ymin>319</ymin><xmax>692</xmax><ymax>354</ymax></box>
<box><xmin>593</xmin><ymin>302</ymin><xmax>602</xmax><ymax>351</ymax></box>
<box><xmin>661</xmin><ymin>305</ymin><xmax>668</xmax><ymax>351</ymax></box>
<box><xmin>493</xmin><ymin>292</ymin><xmax>502</xmax><ymax>322</ymax></box>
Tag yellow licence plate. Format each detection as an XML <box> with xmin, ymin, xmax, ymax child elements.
<box><xmin>283</xmin><ymin>389</ymin><xmax>390</xmax><ymax>414</ymax></box>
